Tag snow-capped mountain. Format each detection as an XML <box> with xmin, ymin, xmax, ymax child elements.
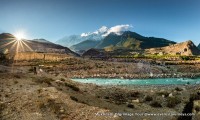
<box><xmin>55</xmin><ymin>25</ymin><xmax>132</xmax><ymax>47</ymax></box>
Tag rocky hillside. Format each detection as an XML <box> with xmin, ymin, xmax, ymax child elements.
<box><xmin>70</xmin><ymin>40</ymin><xmax>100</xmax><ymax>52</ymax></box>
<box><xmin>96</xmin><ymin>31</ymin><xmax>176</xmax><ymax>50</ymax></box>
<box><xmin>0</xmin><ymin>33</ymin><xmax>78</xmax><ymax>56</ymax></box>
<box><xmin>82</xmin><ymin>48</ymin><xmax>105</xmax><ymax>57</ymax></box>
<box><xmin>145</xmin><ymin>40</ymin><xmax>200</xmax><ymax>56</ymax></box>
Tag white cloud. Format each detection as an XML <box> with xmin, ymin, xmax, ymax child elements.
<box><xmin>81</xmin><ymin>24</ymin><xmax>132</xmax><ymax>37</ymax></box>
<box><xmin>98</xmin><ymin>26</ymin><xmax>108</xmax><ymax>33</ymax></box>
<box><xmin>102</xmin><ymin>24</ymin><xmax>133</xmax><ymax>36</ymax></box>
<box><xmin>81</xmin><ymin>32</ymin><xmax>91</xmax><ymax>37</ymax></box>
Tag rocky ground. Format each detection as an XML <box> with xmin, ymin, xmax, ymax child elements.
<box><xmin>1</xmin><ymin>63</ymin><xmax>200</xmax><ymax>120</ymax></box>
<box><xmin>14</xmin><ymin>57</ymin><xmax>200</xmax><ymax>79</ymax></box>
<box><xmin>1</xmin><ymin>57</ymin><xmax>200</xmax><ymax>120</ymax></box>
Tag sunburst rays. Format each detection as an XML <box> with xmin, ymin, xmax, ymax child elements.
<box><xmin>0</xmin><ymin>38</ymin><xmax>33</xmax><ymax>56</ymax></box>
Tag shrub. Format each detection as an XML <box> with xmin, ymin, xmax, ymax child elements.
<box><xmin>60</xmin><ymin>78</ymin><xmax>65</xmax><ymax>81</ymax></box>
<box><xmin>0</xmin><ymin>102</ymin><xmax>6</xmax><ymax>111</ymax></box>
<box><xmin>166</xmin><ymin>97</ymin><xmax>181</xmax><ymax>108</ymax></box>
<box><xmin>104</xmin><ymin>96</ymin><xmax>109</xmax><ymax>99</ymax></box>
<box><xmin>129</xmin><ymin>91</ymin><xmax>140</xmax><ymax>97</ymax></box>
<box><xmin>144</xmin><ymin>95</ymin><xmax>153</xmax><ymax>101</ymax></box>
<box><xmin>14</xmin><ymin>81</ymin><xmax>18</xmax><ymax>84</ymax></box>
<box><xmin>65</xmin><ymin>83</ymin><xmax>80</xmax><ymax>91</ymax></box>
<box><xmin>127</xmin><ymin>103</ymin><xmax>134</xmax><ymax>108</ymax></box>
<box><xmin>175</xmin><ymin>87</ymin><xmax>183</xmax><ymax>91</ymax></box>
<box><xmin>180</xmin><ymin>56</ymin><xmax>190</xmax><ymax>61</ymax></box>
<box><xmin>13</xmin><ymin>74</ymin><xmax>21</xmax><ymax>79</ymax></box>
<box><xmin>150</xmin><ymin>101</ymin><xmax>162</xmax><ymax>108</ymax></box>
<box><xmin>195</xmin><ymin>106</ymin><xmax>200</xmax><ymax>112</ymax></box>
<box><xmin>70</xmin><ymin>96</ymin><xmax>78</xmax><ymax>101</ymax></box>
<box><xmin>190</xmin><ymin>93</ymin><xmax>200</xmax><ymax>101</ymax></box>
<box><xmin>156</xmin><ymin>91</ymin><xmax>169</xmax><ymax>97</ymax></box>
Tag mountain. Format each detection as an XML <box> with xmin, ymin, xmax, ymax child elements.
<box><xmin>145</xmin><ymin>40</ymin><xmax>200</xmax><ymax>55</ymax></box>
<box><xmin>95</xmin><ymin>31</ymin><xmax>176</xmax><ymax>50</ymax></box>
<box><xmin>95</xmin><ymin>33</ymin><xmax>122</xmax><ymax>49</ymax></box>
<box><xmin>56</xmin><ymin>33</ymin><xmax>103</xmax><ymax>47</ymax></box>
<box><xmin>31</xmin><ymin>39</ymin><xmax>52</xmax><ymax>43</ymax></box>
<box><xmin>198</xmin><ymin>43</ymin><xmax>200</xmax><ymax>50</ymax></box>
<box><xmin>56</xmin><ymin>35</ymin><xmax>82</xmax><ymax>47</ymax></box>
<box><xmin>70</xmin><ymin>40</ymin><xmax>100</xmax><ymax>52</ymax></box>
<box><xmin>69</xmin><ymin>31</ymin><xmax>176</xmax><ymax>52</ymax></box>
<box><xmin>0</xmin><ymin>33</ymin><xmax>78</xmax><ymax>56</ymax></box>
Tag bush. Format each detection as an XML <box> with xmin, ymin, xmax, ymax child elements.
<box><xmin>175</xmin><ymin>87</ymin><xmax>183</xmax><ymax>91</ymax></box>
<box><xmin>104</xmin><ymin>96</ymin><xmax>109</xmax><ymax>99</ymax></box>
<box><xmin>129</xmin><ymin>91</ymin><xmax>140</xmax><ymax>97</ymax></box>
<box><xmin>13</xmin><ymin>74</ymin><xmax>21</xmax><ymax>79</ymax></box>
<box><xmin>180</xmin><ymin>56</ymin><xmax>190</xmax><ymax>61</ymax></box>
<box><xmin>190</xmin><ymin>93</ymin><xmax>200</xmax><ymax>101</ymax></box>
<box><xmin>144</xmin><ymin>95</ymin><xmax>153</xmax><ymax>101</ymax></box>
<box><xmin>127</xmin><ymin>103</ymin><xmax>134</xmax><ymax>108</ymax></box>
<box><xmin>65</xmin><ymin>83</ymin><xmax>80</xmax><ymax>91</ymax></box>
<box><xmin>195</xmin><ymin>106</ymin><xmax>200</xmax><ymax>112</ymax></box>
<box><xmin>60</xmin><ymin>78</ymin><xmax>65</xmax><ymax>81</ymax></box>
<box><xmin>14</xmin><ymin>81</ymin><xmax>18</xmax><ymax>84</ymax></box>
<box><xmin>0</xmin><ymin>102</ymin><xmax>6</xmax><ymax>111</ymax></box>
<box><xmin>166</xmin><ymin>97</ymin><xmax>181</xmax><ymax>108</ymax></box>
<box><xmin>157</xmin><ymin>91</ymin><xmax>169</xmax><ymax>97</ymax></box>
<box><xmin>150</xmin><ymin>101</ymin><xmax>162</xmax><ymax>108</ymax></box>
<box><xmin>70</xmin><ymin>96</ymin><xmax>78</xmax><ymax>101</ymax></box>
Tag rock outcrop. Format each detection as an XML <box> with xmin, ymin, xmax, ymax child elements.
<box><xmin>145</xmin><ymin>40</ymin><xmax>200</xmax><ymax>56</ymax></box>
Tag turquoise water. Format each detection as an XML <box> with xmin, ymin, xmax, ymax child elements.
<box><xmin>72</xmin><ymin>78</ymin><xmax>200</xmax><ymax>85</ymax></box>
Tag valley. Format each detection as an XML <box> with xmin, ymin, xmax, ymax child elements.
<box><xmin>1</xmin><ymin>32</ymin><xmax>200</xmax><ymax>120</ymax></box>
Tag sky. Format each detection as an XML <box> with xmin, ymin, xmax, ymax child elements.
<box><xmin>0</xmin><ymin>0</ymin><xmax>200</xmax><ymax>45</ymax></box>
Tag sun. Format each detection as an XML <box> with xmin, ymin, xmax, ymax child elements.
<box><xmin>14</xmin><ymin>31</ymin><xmax>26</xmax><ymax>40</ymax></box>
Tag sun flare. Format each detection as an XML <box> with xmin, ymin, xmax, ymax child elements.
<box><xmin>14</xmin><ymin>31</ymin><xmax>26</xmax><ymax>40</ymax></box>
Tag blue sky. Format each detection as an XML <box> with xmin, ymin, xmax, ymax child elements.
<box><xmin>0</xmin><ymin>0</ymin><xmax>200</xmax><ymax>45</ymax></box>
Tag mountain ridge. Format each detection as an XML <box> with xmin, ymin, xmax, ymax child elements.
<box><xmin>0</xmin><ymin>33</ymin><xmax>78</xmax><ymax>56</ymax></box>
<box><xmin>72</xmin><ymin>31</ymin><xmax>176</xmax><ymax>51</ymax></box>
